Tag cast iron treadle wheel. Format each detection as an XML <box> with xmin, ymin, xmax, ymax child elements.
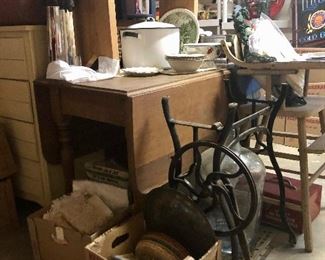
<box><xmin>168</xmin><ymin>140</ymin><xmax>258</xmax><ymax>237</ymax></box>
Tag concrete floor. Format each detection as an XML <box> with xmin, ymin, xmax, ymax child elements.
<box><xmin>0</xmin><ymin>199</ymin><xmax>39</xmax><ymax>260</ymax></box>
<box><xmin>267</xmin><ymin>209</ymin><xmax>325</xmax><ymax>260</ymax></box>
<box><xmin>0</xmin><ymin>145</ymin><xmax>324</xmax><ymax>259</ymax></box>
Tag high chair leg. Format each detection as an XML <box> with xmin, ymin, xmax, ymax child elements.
<box><xmin>297</xmin><ymin>118</ymin><xmax>313</xmax><ymax>252</ymax></box>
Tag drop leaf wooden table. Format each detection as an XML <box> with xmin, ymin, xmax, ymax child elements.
<box><xmin>34</xmin><ymin>71</ymin><xmax>228</xmax><ymax>208</ymax></box>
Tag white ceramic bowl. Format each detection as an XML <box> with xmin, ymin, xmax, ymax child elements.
<box><xmin>183</xmin><ymin>43</ymin><xmax>222</xmax><ymax>69</ymax></box>
<box><xmin>183</xmin><ymin>43</ymin><xmax>221</xmax><ymax>60</ymax></box>
<box><xmin>165</xmin><ymin>54</ymin><xmax>205</xmax><ymax>73</ymax></box>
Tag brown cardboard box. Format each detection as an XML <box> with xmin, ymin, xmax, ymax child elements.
<box><xmin>308</xmin><ymin>82</ymin><xmax>325</xmax><ymax>96</ymax></box>
<box><xmin>285</xmin><ymin>116</ymin><xmax>321</xmax><ymax>148</ymax></box>
<box><xmin>28</xmin><ymin>208</ymin><xmax>104</xmax><ymax>260</ymax></box>
<box><xmin>85</xmin><ymin>214</ymin><xmax>222</xmax><ymax>260</ymax></box>
<box><xmin>272</xmin><ymin>116</ymin><xmax>286</xmax><ymax>145</ymax></box>
<box><xmin>283</xmin><ymin>80</ymin><xmax>324</xmax><ymax>147</ymax></box>
<box><xmin>309</xmin><ymin>69</ymin><xmax>325</xmax><ymax>83</ymax></box>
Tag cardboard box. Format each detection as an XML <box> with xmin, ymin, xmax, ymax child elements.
<box><xmin>85</xmin><ymin>214</ymin><xmax>222</xmax><ymax>260</ymax></box>
<box><xmin>309</xmin><ymin>69</ymin><xmax>325</xmax><ymax>83</ymax></box>
<box><xmin>27</xmin><ymin>207</ymin><xmax>106</xmax><ymax>260</ymax></box>
<box><xmin>262</xmin><ymin>173</ymin><xmax>322</xmax><ymax>234</ymax></box>
<box><xmin>28</xmin><ymin>208</ymin><xmax>97</xmax><ymax>260</ymax></box>
<box><xmin>308</xmin><ymin>82</ymin><xmax>325</xmax><ymax>96</ymax></box>
<box><xmin>272</xmin><ymin>116</ymin><xmax>286</xmax><ymax>145</ymax></box>
<box><xmin>284</xmin><ymin>116</ymin><xmax>321</xmax><ymax>148</ymax></box>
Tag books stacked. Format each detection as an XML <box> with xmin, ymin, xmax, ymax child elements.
<box><xmin>84</xmin><ymin>159</ymin><xmax>128</xmax><ymax>189</ymax></box>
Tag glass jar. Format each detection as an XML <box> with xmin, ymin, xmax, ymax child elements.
<box><xmin>200</xmin><ymin>131</ymin><xmax>266</xmax><ymax>253</ymax></box>
<box><xmin>221</xmin><ymin>140</ymin><xmax>266</xmax><ymax>246</ymax></box>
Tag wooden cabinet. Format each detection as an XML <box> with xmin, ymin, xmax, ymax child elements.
<box><xmin>0</xmin><ymin>26</ymin><xmax>65</xmax><ymax>206</ymax></box>
<box><xmin>159</xmin><ymin>0</ymin><xmax>198</xmax><ymax>16</ymax></box>
<box><xmin>73</xmin><ymin>0</ymin><xmax>199</xmax><ymax>65</ymax></box>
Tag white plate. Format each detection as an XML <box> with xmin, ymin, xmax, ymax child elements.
<box><xmin>160</xmin><ymin>8</ymin><xmax>200</xmax><ymax>47</ymax></box>
<box><xmin>304</xmin><ymin>52</ymin><xmax>325</xmax><ymax>60</ymax></box>
<box><xmin>121</xmin><ymin>67</ymin><xmax>160</xmax><ymax>77</ymax></box>
<box><xmin>160</xmin><ymin>68</ymin><xmax>217</xmax><ymax>75</ymax></box>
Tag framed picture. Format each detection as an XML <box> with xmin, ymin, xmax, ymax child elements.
<box><xmin>293</xmin><ymin>0</ymin><xmax>325</xmax><ymax>47</ymax></box>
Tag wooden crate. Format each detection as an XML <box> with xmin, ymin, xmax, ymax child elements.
<box><xmin>85</xmin><ymin>214</ymin><xmax>222</xmax><ymax>260</ymax></box>
<box><xmin>74</xmin><ymin>0</ymin><xmax>119</xmax><ymax>65</ymax></box>
<box><xmin>73</xmin><ymin>0</ymin><xmax>200</xmax><ymax>65</ymax></box>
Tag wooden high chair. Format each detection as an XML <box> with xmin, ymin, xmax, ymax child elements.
<box><xmin>221</xmin><ymin>38</ymin><xmax>325</xmax><ymax>252</ymax></box>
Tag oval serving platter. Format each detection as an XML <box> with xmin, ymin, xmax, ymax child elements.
<box><xmin>160</xmin><ymin>8</ymin><xmax>200</xmax><ymax>48</ymax></box>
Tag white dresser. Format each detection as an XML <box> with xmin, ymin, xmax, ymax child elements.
<box><xmin>0</xmin><ymin>25</ymin><xmax>64</xmax><ymax>206</ymax></box>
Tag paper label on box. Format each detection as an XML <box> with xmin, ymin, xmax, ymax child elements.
<box><xmin>52</xmin><ymin>226</ymin><xmax>68</xmax><ymax>245</ymax></box>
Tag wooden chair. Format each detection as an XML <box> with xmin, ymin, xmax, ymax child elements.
<box><xmin>221</xmin><ymin>38</ymin><xmax>325</xmax><ymax>252</ymax></box>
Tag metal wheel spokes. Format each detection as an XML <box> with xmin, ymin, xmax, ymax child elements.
<box><xmin>168</xmin><ymin>140</ymin><xmax>258</xmax><ymax>236</ymax></box>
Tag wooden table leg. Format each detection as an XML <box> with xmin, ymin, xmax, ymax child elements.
<box><xmin>57</xmin><ymin>119</ymin><xmax>74</xmax><ymax>193</ymax></box>
<box><xmin>50</xmin><ymin>87</ymin><xmax>74</xmax><ymax>194</ymax></box>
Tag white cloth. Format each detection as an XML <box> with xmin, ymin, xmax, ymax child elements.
<box><xmin>46</xmin><ymin>57</ymin><xmax>120</xmax><ymax>83</ymax></box>
<box><xmin>248</xmin><ymin>14</ymin><xmax>305</xmax><ymax>96</ymax></box>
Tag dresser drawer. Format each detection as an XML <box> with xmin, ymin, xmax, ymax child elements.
<box><xmin>0</xmin><ymin>37</ymin><xmax>26</xmax><ymax>60</ymax></box>
<box><xmin>0</xmin><ymin>79</ymin><xmax>33</xmax><ymax>122</ymax></box>
<box><xmin>0</xmin><ymin>60</ymin><xmax>29</xmax><ymax>80</ymax></box>
<box><xmin>13</xmin><ymin>175</ymin><xmax>43</xmax><ymax>202</ymax></box>
<box><xmin>0</xmin><ymin>79</ymin><xmax>31</xmax><ymax>103</ymax></box>
<box><xmin>0</xmin><ymin>99</ymin><xmax>33</xmax><ymax>122</ymax></box>
<box><xmin>0</xmin><ymin>37</ymin><xmax>29</xmax><ymax>80</ymax></box>
<box><xmin>0</xmin><ymin>117</ymin><xmax>36</xmax><ymax>143</ymax></box>
<box><xmin>8</xmin><ymin>138</ymin><xmax>39</xmax><ymax>161</ymax></box>
<box><xmin>16</xmin><ymin>157</ymin><xmax>42</xmax><ymax>181</ymax></box>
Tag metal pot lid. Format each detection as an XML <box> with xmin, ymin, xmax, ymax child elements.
<box><xmin>128</xmin><ymin>17</ymin><xmax>176</xmax><ymax>29</ymax></box>
<box><xmin>144</xmin><ymin>187</ymin><xmax>216</xmax><ymax>259</ymax></box>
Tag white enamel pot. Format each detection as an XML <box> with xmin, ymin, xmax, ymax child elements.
<box><xmin>120</xmin><ymin>19</ymin><xmax>180</xmax><ymax>68</ymax></box>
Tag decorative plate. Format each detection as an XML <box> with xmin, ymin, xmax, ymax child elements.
<box><xmin>121</xmin><ymin>67</ymin><xmax>160</xmax><ymax>77</ymax></box>
<box><xmin>310</xmin><ymin>10</ymin><xmax>325</xmax><ymax>30</ymax></box>
<box><xmin>160</xmin><ymin>8</ymin><xmax>200</xmax><ymax>48</ymax></box>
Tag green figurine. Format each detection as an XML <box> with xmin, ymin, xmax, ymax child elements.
<box><xmin>231</xmin><ymin>0</ymin><xmax>307</xmax><ymax>106</ymax></box>
<box><xmin>232</xmin><ymin>0</ymin><xmax>276</xmax><ymax>63</ymax></box>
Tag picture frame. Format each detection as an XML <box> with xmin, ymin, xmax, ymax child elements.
<box><xmin>292</xmin><ymin>0</ymin><xmax>325</xmax><ymax>47</ymax></box>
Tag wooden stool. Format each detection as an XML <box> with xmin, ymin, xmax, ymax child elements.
<box><xmin>0</xmin><ymin>124</ymin><xmax>19</xmax><ymax>231</ymax></box>
<box><xmin>221</xmin><ymin>38</ymin><xmax>325</xmax><ymax>252</ymax></box>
